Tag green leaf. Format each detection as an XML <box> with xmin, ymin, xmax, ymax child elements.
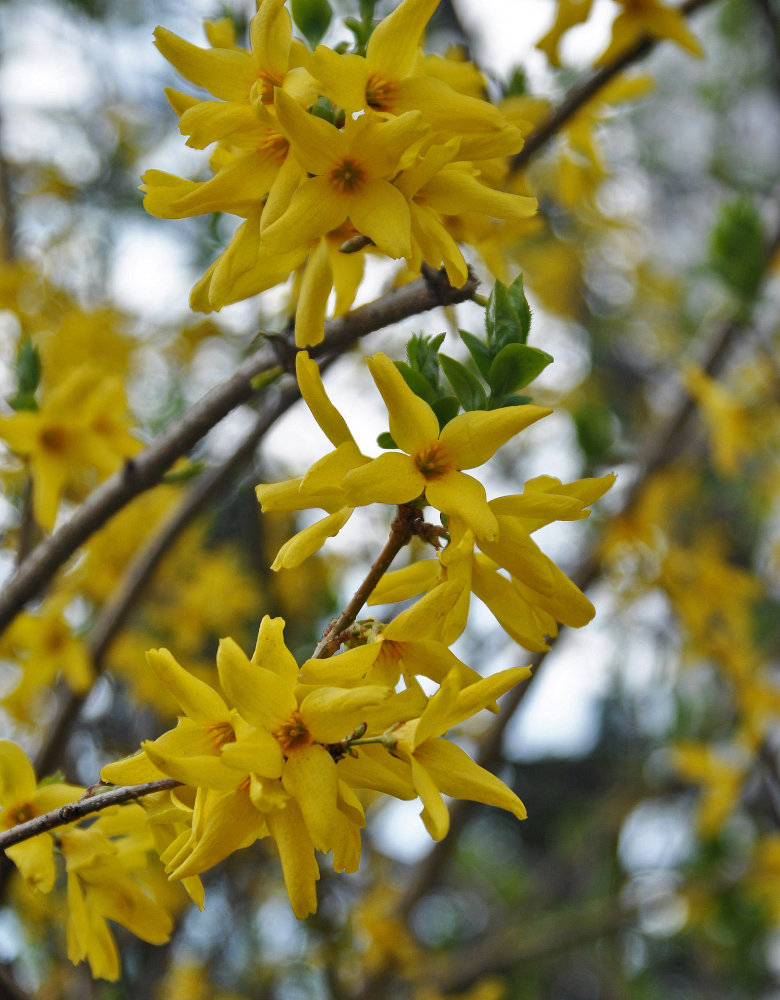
<box><xmin>291</xmin><ymin>0</ymin><xmax>332</xmax><ymax>47</ymax></box>
<box><xmin>708</xmin><ymin>198</ymin><xmax>765</xmax><ymax>305</ymax></box>
<box><xmin>377</xmin><ymin>432</ymin><xmax>397</xmax><ymax>449</ymax></box>
<box><xmin>16</xmin><ymin>339</ymin><xmax>40</xmax><ymax>396</ymax></box>
<box><xmin>459</xmin><ymin>329</ymin><xmax>493</xmax><ymax>380</ymax></box>
<box><xmin>506</xmin><ymin>274</ymin><xmax>532</xmax><ymax>344</ymax></box>
<box><xmin>488</xmin><ymin>344</ymin><xmax>553</xmax><ymax>399</ymax></box>
<box><xmin>432</xmin><ymin>395</ymin><xmax>460</xmax><ymax>429</ymax></box>
<box><xmin>494</xmin><ymin>393</ymin><xmax>532</xmax><ymax>408</ymax></box>
<box><xmin>394</xmin><ymin>361</ymin><xmax>438</xmax><ymax>406</ymax></box>
<box><xmin>505</xmin><ymin>66</ymin><xmax>527</xmax><ymax>97</ymax></box>
<box><xmin>407</xmin><ymin>332</ymin><xmax>445</xmax><ymax>390</ymax></box>
<box><xmin>485</xmin><ymin>280</ymin><xmax>526</xmax><ymax>351</ymax></box>
<box><xmin>439</xmin><ymin>353</ymin><xmax>488</xmax><ymax>411</ymax></box>
<box><xmin>309</xmin><ymin>95</ymin><xmax>336</xmax><ymax>125</ymax></box>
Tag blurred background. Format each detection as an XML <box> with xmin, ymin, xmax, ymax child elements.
<box><xmin>0</xmin><ymin>0</ymin><xmax>779</xmax><ymax>997</ymax></box>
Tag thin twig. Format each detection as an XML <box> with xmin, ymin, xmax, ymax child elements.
<box><xmin>0</xmin><ymin>271</ymin><xmax>478</xmax><ymax>639</ymax></box>
<box><xmin>397</xmin><ymin>215</ymin><xmax>780</xmax><ymax>919</ymax></box>
<box><xmin>513</xmin><ymin>0</ymin><xmax>717</xmax><ymax>173</ymax></box>
<box><xmin>0</xmin><ymin>779</ymin><xmax>179</xmax><ymax>852</ymax></box>
<box><xmin>311</xmin><ymin>504</ymin><xmax>422</xmax><ymax>659</ymax></box>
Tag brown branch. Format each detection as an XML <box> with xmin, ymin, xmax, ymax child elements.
<box><xmin>513</xmin><ymin>0</ymin><xmax>717</xmax><ymax>173</ymax></box>
<box><xmin>0</xmin><ymin>270</ymin><xmax>478</xmax><ymax>640</ymax></box>
<box><xmin>0</xmin><ymin>779</ymin><xmax>179</xmax><ymax>852</ymax></box>
<box><xmin>311</xmin><ymin>504</ymin><xmax>422</xmax><ymax>659</ymax></box>
<box><xmin>397</xmin><ymin>213</ymin><xmax>780</xmax><ymax>919</ymax></box>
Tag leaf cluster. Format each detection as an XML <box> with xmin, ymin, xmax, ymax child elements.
<box><xmin>377</xmin><ymin>276</ymin><xmax>553</xmax><ymax>449</ymax></box>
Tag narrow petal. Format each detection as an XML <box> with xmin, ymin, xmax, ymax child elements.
<box><xmin>301</xmin><ymin>685</ymin><xmax>390</xmax><ymax>743</ymax></box>
<box><xmin>367</xmin><ymin>559</ymin><xmax>439</xmax><ymax>605</ymax></box>
<box><xmin>282</xmin><ymin>745</ymin><xmax>340</xmax><ymax>852</ymax></box>
<box><xmin>0</xmin><ymin>740</ymin><xmax>37</xmax><ymax>808</ymax></box>
<box><xmin>423</xmin><ymin>166</ymin><xmax>537</xmax><ymax>219</ymax></box>
<box><xmin>6</xmin><ymin>835</ymin><xmax>56</xmax><ymax>893</ymax></box>
<box><xmin>332</xmin><ymin>811</ymin><xmax>362</xmax><ymax>874</ymax></box>
<box><xmin>271</xmin><ymin>508</ymin><xmax>353</xmax><ymax>570</ymax></box>
<box><xmin>384</xmin><ymin>582</ymin><xmax>462</xmax><ymax>640</ymax></box>
<box><xmin>416</xmin><ymin>737</ymin><xmax>527</xmax><ymax>820</ymax></box>
<box><xmin>171</xmin><ymin>787</ymin><xmax>265</xmax><ymax>879</ymax></box>
<box><xmin>310</xmin><ymin>48</ymin><xmax>369</xmax><ymax>112</ymax></box>
<box><xmin>249</xmin><ymin>0</ymin><xmax>292</xmax><ymax>80</ymax></box>
<box><xmin>220</xmin><ymin>729</ymin><xmax>283</xmax><ymax>779</ymax></box>
<box><xmin>266</xmin><ymin>800</ymin><xmax>320</xmax><ymax>918</ymax></box>
<box><xmin>426</xmin><ymin>471</ymin><xmax>498</xmax><ymax>542</ymax></box>
<box><xmin>366</xmin><ymin>353</ymin><xmax>440</xmax><ymax>455</ymax></box>
<box><xmin>296</xmin><ymin>352</ymin><xmax>354</xmax><ymax>448</ymax></box>
<box><xmin>366</xmin><ymin>0</ymin><xmax>439</xmax><ymax>79</ymax></box>
<box><xmin>146</xmin><ymin>649</ymin><xmax>230</xmax><ymax>726</ymax></box>
<box><xmin>395</xmin><ymin>76</ymin><xmax>507</xmax><ymax>133</ymax></box>
<box><xmin>217</xmin><ymin>637</ymin><xmax>296</xmax><ymax>730</ymax></box>
<box><xmin>410</xmin><ymin>756</ymin><xmax>450</xmax><ymax>840</ymax></box>
<box><xmin>300</xmin><ymin>442</ymin><xmax>366</xmax><ymax>494</ymax></box>
<box><xmin>251</xmin><ymin>616</ymin><xmax>299</xmax><ymax>684</ymax></box>
<box><xmin>439</xmin><ymin>406</ymin><xmax>551</xmax><ymax>471</ymax></box>
<box><xmin>174</xmin><ymin>152</ymin><xmax>278</xmax><ymax>214</ymax></box>
<box><xmin>347</xmin><ymin>179</ymin><xmax>412</xmax><ymax>258</ymax></box>
<box><xmin>142</xmin><ymin>742</ymin><xmax>242</xmax><ymax>790</ymax></box>
<box><xmin>261</xmin><ymin>176</ymin><xmax>347</xmax><ymax>253</ymax></box>
<box><xmin>154</xmin><ymin>27</ymin><xmax>257</xmax><ymax>101</ymax></box>
<box><xmin>337</xmin><ymin>744</ymin><xmax>416</xmax><ymax>799</ymax></box>
<box><xmin>413</xmin><ymin>668</ymin><xmax>461</xmax><ymax>747</ymax></box>
<box><xmin>479</xmin><ymin>521</ymin><xmax>557</xmax><ymax>595</ymax></box>
<box><xmin>471</xmin><ymin>559</ymin><xmax>549</xmax><ymax>651</ymax></box>
<box><xmin>274</xmin><ymin>89</ymin><xmax>344</xmax><ymax>174</ymax></box>
<box><xmin>295</xmin><ymin>239</ymin><xmax>333</xmax><ymax>348</ymax></box>
<box><xmin>342</xmin><ymin>452</ymin><xmax>424</xmax><ymax>506</ymax></box>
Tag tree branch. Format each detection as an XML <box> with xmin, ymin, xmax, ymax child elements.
<box><xmin>0</xmin><ymin>779</ymin><xmax>179</xmax><ymax>852</ymax></box>
<box><xmin>513</xmin><ymin>0</ymin><xmax>717</xmax><ymax>173</ymax></box>
<box><xmin>311</xmin><ymin>504</ymin><xmax>422</xmax><ymax>659</ymax></box>
<box><xmin>0</xmin><ymin>270</ymin><xmax>478</xmax><ymax>639</ymax></box>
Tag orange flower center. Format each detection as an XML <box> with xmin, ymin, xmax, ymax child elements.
<box><xmin>40</xmin><ymin>426</ymin><xmax>68</xmax><ymax>453</ymax></box>
<box><xmin>414</xmin><ymin>443</ymin><xmax>450</xmax><ymax>480</ymax></box>
<box><xmin>257</xmin><ymin>70</ymin><xmax>284</xmax><ymax>106</ymax></box>
<box><xmin>206</xmin><ymin>720</ymin><xmax>236</xmax><ymax>750</ymax></box>
<box><xmin>10</xmin><ymin>803</ymin><xmax>33</xmax><ymax>825</ymax></box>
<box><xmin>258</xmin><ymin>129</ymin><xmax>289</xmax><ymax>164</ymax></box>
<box><xmin>273</xmin><ymin>711</ymin><xmax>313</xmax><ymax>755</ymax></box>
<box><xmin>329</xmin><ymin>158</ymin><xmax>366</xmax><ymax>194</ymax></box>
<box><xmin>365</xmin><ymin>74</ymin><xmax>397</xmax><ymax>112</ymax></box>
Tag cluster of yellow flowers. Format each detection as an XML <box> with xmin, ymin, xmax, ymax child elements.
<box><xmin>146</xmin><ymin>0</ymin><xmax>536</xmax><ymax>346</ymax></box>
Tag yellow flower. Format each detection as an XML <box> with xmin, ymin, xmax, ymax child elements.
<box><xmin>342</xmin><ymin>353</ymin><xmax>550</xmax><ymax>543</ymax></box>
<box><xmin>536</xmin><ymin>0</ymin><xmax>595</xmax><ymax>67</ymax></box>
<box><xmin>596</xmin><ymin>0</ymin><xmax>703</xmax><ymax>66</ymax></box>
<box><xmin>0</xmin><ymin>741</ymin><xmax>83</xmax><ymax>892</ymax></box>
<box><xmin>262</xmin><ymin>91</ymin><xmax>428</xmax><ymax>260</ymax></box>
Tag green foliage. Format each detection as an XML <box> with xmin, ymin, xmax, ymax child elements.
<box><xmin>505</xmin><ymin>66</ymin><xmax>528</xmax><ymax>97</ymax></box>
<box><xmin>708</xmin><ymin>198</ymin><xmax>765</xmax><ymax>306</ymax></box>
<box><xmin>486</xmin><ymin>274</ymin><xmax>532</xmax><ymax>350</ymax></box>
<box><xmin>291</xmin><ymin>0</ymin><xmax>333</xmax><ymax>47</ymax></box>
<box><xmin>10</xmin><ymin>339</ymin><xmax>40</xmax><ymax>411</ymax></box>
<box><xmin>439</xmin><ymin>353</ymin><xmax>487</xmax><ymax>411</ymax></box>
<box><xmin>309</xmin><ymin>95</ymin><xmax>336</xmax><ymax>124</ymax></box>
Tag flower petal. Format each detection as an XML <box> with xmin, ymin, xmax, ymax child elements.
<box><xmin>266</xmin><ymin>799</ymin><xmax>320</xmax><ymax>918</ymax></box>
<box><xmin>439</xmin><ymin>405</ymin><xmax>551</xmax><ymax>471</ymax></box>
<box><xmin>271</xmin><ymin>508</ymin><xmax>353</xmax><ymax>570</ymax></box>
<box><xmin>297</xmin><ymin>352</ymin><xmax>355</xmax><ymax>448</ymax></box>
<box><xmin>251</xmin><ymin>616</ymin><xmax>299</xmax><ymax>685</ymax></box>
<box><xmin>261</xmin><ymin>176</ymin><xmax>347</xmax><ymax>253</ymax></box>
<box><xmin>366</xmin><ymin>0</ymin><xmax>439</xmax><ymax>79</ymax></box>
<box><xmin>426</xmin><ymin>471</ymin><xmax>498</xmax><ymax>542</ymax></box>
<box><xmin>366</xmin><ymin>352</ymin><xmax>440</xmax><ymax>455</ymax></box>
<box><xmin>295</xmin><ymin>239</ymin><xmax>333</xmax><ymax>348</ymax></box>
<box><xmin>347</xmin><ymin>179</ymin><xmax>412</xmax><ymax>258</ymax></box>
<box><xmin>217</xmin><ymin>637</ymin><xmax>296</xmax><ymax>730</ymax></box>
<box><xmin>416</xmin><ymin>737</ymin><xmax>527</xmax><ymax>820</ymax></box>
<box><xmin>282</xmin><ymin>744</ymin><xmax>339</xmax><ymax>852</ymax></box>
<box><xmin>146</xmin><ymin>649</ymin><xmax>230</xmax><ymax>726</ymax></box>
<box><xmin>154</xmin><ymin>27</ymin><xmax>257</xmax><ymax>101</ymax></box>
<box><xmin>342</xmin><ymin>451</ymin><xmax>425</xmax><ymax>506</ymax></box>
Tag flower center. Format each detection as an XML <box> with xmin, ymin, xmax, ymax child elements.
<box><xmin>414</xmin><ymin>443</ymin><xmax>450</xmax><ymax>480</ymax></box>
<box><xmin>256</xmin><ymin>70</ymin><xmax>284</xmax><ymax>106</ymax></box>
<box><xmin>329</xmin><ymin>158</ymin><xmax>366</xmax><ymax>194</ymax></box>
<box><xmin>40</xmin><ymin>426</ymin><xmax>68</xmax><ymax>453</ymax></box>
<box><xmin>258</xmin><ymin>129</ymin><xmax>289</xmax><ymax>164</ymax></box>
<box><xmin>365</xmin><ymin>74</ymin><xmax>396</xmax><ymax>112</ymax></box>
<box><xmin>206</xmin><ymin>720</ymin><xmax>236</xmax><ymax>750</ymax></box>
<box><xmin>273</xmin><ymin>711</ymin><xmax>313</xmax><ymax>755</ymax></box>
<box><xmin>10</xmin><ymin>803</ymin><xmax>33</xmax><ymax>825</ymax></box>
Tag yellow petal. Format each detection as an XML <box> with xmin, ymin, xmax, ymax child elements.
<box><xmin>154</xmin><ymin>27</ymin><xmax>257</xmax><ymax>101</ymax></box>
<box><xmin>367</xmin><ymin>559</ymin><xmax>439</xmax><ymax>605</ymax></box>
<box><xmin>142</xmin><ymin>742</ymin><xmax>241</xmax><ymax>790</ymax></box>
<box><xmin>146</xmin><ymin>648</ymin><xmax>230</xmax><ymax>726</ymax></box>
<box><xmin>170</xmin><ymin>787</ymin><xmax>265</xmax><ymax>879</ymax></box>
<box><xmin>220</xmin><ymin>728</ymin><xmax>283</xmax><ymax>779</ymax></box>
<box><xmin>366</xmin><ymin>352</ymin><xmax>440</xmax><ymax>455</ymax></box>
<box><xmin>301</xmin><ymin>684</ymin><xmax>391</xmax><ymax>743</ymax></box>
<box><xmin>271</xmin><ymin>508</ymin><xmax>354</xmax><ymax>571</ymax></box>
<box><xmin>251</xmin><ymin>616</ymin><xmax>299</xmax><ymax>685</ymax></box>
<box><xmin>410</xmin><ymin>756</ymin><xmax>450</xmax><ymax>840</ymax></box>
<box><xmin>173</xmin><ymin>151</ymin><xmax>279</xmax><ymax>215</ymax></box>
<box><xmin>416</xmin><ymin>738</ymin><xmax>527</xmax><ymax>820</ymax></box>
<box><xmin>439</xmin><ymin>405</ymin><xmax>551</xmax><ymax>470</ymax></box>
<box><xmin>342</xmin><ymin>452</ymin><xmax>425</xmax><ymax>506</ymax></box>
<box><xmin>274</xmin><ymin>88</ymin><xmax>344</xmax><ymax>174</ymax></box>
<box><xmin>347</xmin><ymin>179</ymin><xmax>412</xmax><ymax>258</ymax></box>
<box><xmin>282</xmin><ymin>744</ymin><xmax>339</xmax><ymax>852</ymax></box>
<box><xmin>249</xmin><ymin>0</ymin><xmax>292</xmax><ymax>80</ymax></box>
<box><xmin>337</xmin><ymin>744</ymin><xmax>416</xmax><ymax>799</ymax></box>
<box><xmin>366</xmin><ymin>0</ymin><xmax>439</xmax><ymax>79</ymax></box>
<box><xmin>261</xmin><ymin>176</ymin><xmax>347</xmax><ymax>252</ymax></box>
<box><xmin>216</xmin><ymin>637</ymin><xmax>296</xmax><ymax>730</ymax></box>
<box><xmin>6</xmin><ymin>834</ymin><xmax>56</xmax><ymax>893</ymax></box>
<box><xmin>0</xmin><ymin>740</ymin><xmax>36</xmax><ymax>808</ymax></box>
<box><xmin>426</xmin><ymin>470</ymin><xmax>498</xmax><ymax>542</ymax></box>
<box><xmin>310</xmin><ymin>47</ymin><xmax>369</xmax><ymax>113</ymax></box>
<box><xmin>296</xmin><ymin>352</ymin><xmax>355</xmax><ymax>448</ymax></box>
<box><xmin>413</xmin><ymin>668</ymin><xmax>461</xmax><ymax>748</ymax></box>
<box><xmin>266</xmin><ymin>799</ymin><xmax>320</xmax><ymax>918</ymax></box>
<box><xmin>295</xmin><ymin>238</ymin><xmax>333</xmax><ymax>348</ymax></box>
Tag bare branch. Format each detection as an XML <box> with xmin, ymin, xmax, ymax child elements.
<box><xmin>0</xmin><ymin>779</ymin><xmax>179</xmax><ymax>852</ymax></box>
<box><xmin>0</xmin><ymin>270</ymin><xmax>478</xmax><ymax>639</ymax></box>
